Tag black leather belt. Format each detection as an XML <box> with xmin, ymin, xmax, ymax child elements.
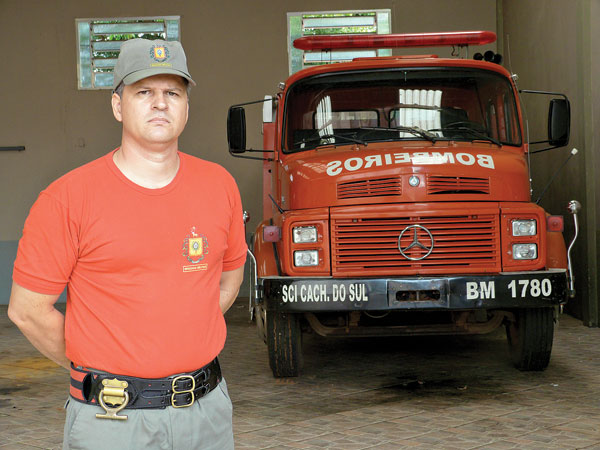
<box><xmin>70</xmin><ymin>358</ymin><xmax>221</xmax><ymax>409</ymax></box>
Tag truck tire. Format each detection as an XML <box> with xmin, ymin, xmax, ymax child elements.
<box><xmin>254</xmin><ymin>305</ymin><xmax>267</xmax><ymax>344</ymax></box>
<box><xmin>506</xmin><ymin>308</ymin><xmax>554</xmax><ymax>371</ymax></box>
<box><xmin>266</xmin><ymin>311</ymin><xmax>303</xmax><ymax>377</ymax></box>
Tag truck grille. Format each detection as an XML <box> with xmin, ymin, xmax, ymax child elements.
<box><xmin>427</xmin><ymin>175</ymin><xmax>490</xmax><ymax>195</ymax></box>
<box><xmin>332</xmin><ymin>212</ymin><xmax>500</xmax><ymax>276</ymax></box>
<box><xmin>338</xmin><ymin>177</ymin><xmax>401</xmax><ymax>199</ymax></box>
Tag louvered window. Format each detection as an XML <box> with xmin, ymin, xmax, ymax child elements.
<box><xmin>391</xmin><ymin>89</ymin><xmax>443</xmax><ymax>137</ymax></box>
<box><xmin>76</xmin><ymin>16</ymin><xmax>180</xmax><ymax>90</ymax></box>
<box><xmin>287</xmin><ymin>10</ymin><xmax>392</xmax><ymax>75</ymax></box>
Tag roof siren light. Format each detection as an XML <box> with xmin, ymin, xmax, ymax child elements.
<box><xmin>293</xmin><ymin>31</ymin><xmax>497</xmax><ymax>51</ymax></box>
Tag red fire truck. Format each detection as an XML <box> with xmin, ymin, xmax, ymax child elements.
<box><xmin>227</xmin><ymin>31</ymin><xmax>579</xmax><ymax>377</ymax></box>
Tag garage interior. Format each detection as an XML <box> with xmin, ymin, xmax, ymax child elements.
<box><xmin>1</xmin><ymin>0</ymin><xmax>599</xmax><ymax>448</ymax></box>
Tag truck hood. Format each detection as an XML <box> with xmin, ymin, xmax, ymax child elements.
<box><xmin>278</xmin><ymin>141</ymin><xmax>529</xmax><ymax>210</ymax></box>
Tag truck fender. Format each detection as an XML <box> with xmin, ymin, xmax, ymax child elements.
<box><xmin>253</xmin><ymin>219</ymin><xmax>282</xmax><ymax>277</ymax></box>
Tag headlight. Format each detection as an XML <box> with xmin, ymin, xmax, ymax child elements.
<box><xmin>294</xmin><ymin>250</ymin><xmax>319</xmax><ymax>267</ymax></box>
<box><xmin>512</xmin><ymin>219</ymin><xmax>537</xmax><ymax>236</ymax></box>
<box><xmin>293</xmin><ymin>226</ymin><xmax>318</xmax><ymax>243</ymax></box>
<box><xmin>513</xmin><ymin>243</ymin><xmax>537</xmax><ymax>260</ymax></box>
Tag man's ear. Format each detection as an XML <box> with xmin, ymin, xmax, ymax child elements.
<box><xmin>111</xmin><ymin>93</ymin><xmax>123</xmax><ymax>122</ymax></box>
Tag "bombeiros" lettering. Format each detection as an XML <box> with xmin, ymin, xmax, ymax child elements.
<box><xmin>326</xmin><ymin>152</ymin><xmax>495</xmax><ymax>176</ymax></box>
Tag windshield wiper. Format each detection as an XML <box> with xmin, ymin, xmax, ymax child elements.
<box><xmin>359</xmin><ymin>126</ymin><xmax>438</xmax><ymax>143</ymax></box>
<box><xmin>430</xmin><ymin>127</ymin><xmax>502</xmax><ymax>147</ymax></box>
<box><xmin>294</xmin><ymin>133</ymin><xmax>368</xmax><ymax>149</ymax></box>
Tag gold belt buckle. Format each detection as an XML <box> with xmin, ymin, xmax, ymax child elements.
<box><xmin>171</xmin><ymin>375</ymin><xmax>195</xmax><ymax>408</ymax></box>
<box><xmin>96</xmin><ymin>378</ymin><xmax>129</xmax><ymax>421</ymax></box>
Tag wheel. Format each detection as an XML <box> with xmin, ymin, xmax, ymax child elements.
<box><xmin>254</xmin><ymin>305</ymin><xmax>267</xmax><ymax>344</ymax></box>
<box><xmin>506</xmin><ymin>308</ymin><xmax>554</xmax><ymax>371</ymax></box>
<box><xmin>266</xmin><ymin>311</ymin><xmax>303</xmax><ymax>377</ymax></box>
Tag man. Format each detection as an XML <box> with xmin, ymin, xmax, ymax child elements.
<box><xmin>8</xmin><ymin>38</ymin><xmax>246</xmax><ymax>449</ymax></box>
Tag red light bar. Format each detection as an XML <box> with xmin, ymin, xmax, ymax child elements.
<box><xmin>294</xmin><ymin>31</ymin><xmax>496</xmax><ymax>51</ymax></box>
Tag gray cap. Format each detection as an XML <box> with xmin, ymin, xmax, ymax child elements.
<box><xmin>112</xmin><ymin>38</ymin><xmax>196</xmax><ymax>90</ymax></box>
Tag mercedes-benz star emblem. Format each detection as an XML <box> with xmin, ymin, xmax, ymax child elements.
<box><xmin>398</xmin><ymin>225</ymin><xmax>434</xmax><ymax>261</ymax></box>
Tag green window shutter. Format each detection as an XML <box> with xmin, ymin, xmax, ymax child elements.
<box><xmin>76</xmin><ymin>16</ymin><xmax>180</xmax><ymax>90</ymax></box>
<box><xmin>287</xmin><ymin>10</ymin><xmax>392</xmax><ymax>75</ymax></box>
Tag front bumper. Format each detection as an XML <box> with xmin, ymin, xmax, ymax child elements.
<box><xmin>261</xmin><ymin>269</ymin><xmax>567</xmax><ymax>312</ymax></box>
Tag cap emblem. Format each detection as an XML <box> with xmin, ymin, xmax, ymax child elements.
<box><xmin>151</xmin><ymin>45</ymin><xmax>169</xmax><ymax>62</ymax></box>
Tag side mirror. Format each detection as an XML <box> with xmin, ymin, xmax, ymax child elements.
<box><xmin>227</xmin><ymin>106</ymin><xmax>246</xmax><ymax>154</ymax></box>
<box><xmin>548</xmin><ymin>98</ymin><xmax>570</xmax><ymax>147</ymax></box>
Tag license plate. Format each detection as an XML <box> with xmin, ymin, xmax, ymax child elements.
<box><xmin>465</xmin><ymin>278</ymin><xmax>554</xmax><ymax>301</ymax></box>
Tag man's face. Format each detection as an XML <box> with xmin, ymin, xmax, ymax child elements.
<box><xmin>111</xmin><ymin>74</ymin><xmax>189</xmax><ymax>148</ymax></box>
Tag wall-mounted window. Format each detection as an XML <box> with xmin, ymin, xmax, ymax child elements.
<box><xmin>287</xmin><ymin>10</ymin><xmax>392</xmax><ymax>75</ymax></box>
<box><xmin>76</xmin><ymin>16</ymin><xmax>180</xmax><ymax>90</ymax></box>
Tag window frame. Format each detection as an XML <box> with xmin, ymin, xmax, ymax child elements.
<box><xmin>282</xmin><ymin>67</ymin><xmax>523</xmax><ymax>153</ymax></box>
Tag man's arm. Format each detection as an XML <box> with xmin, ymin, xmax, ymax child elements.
<box><xmin>219</xmin><ymin>266</ymin><xmax>245</xmax><ymax>314</ymax></box>
<box><xmin>8</xmin><ymin>282</ymin><xmax>70</xmax><ymax>369</ymax></box>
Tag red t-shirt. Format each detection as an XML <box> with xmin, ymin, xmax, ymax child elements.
<box><xmin>13</xmin><ymin>150</ymin><xmax>247</xmax><ymax>378</ymax></box>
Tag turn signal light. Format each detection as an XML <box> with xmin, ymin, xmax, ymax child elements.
<box><xmin>263</xmin><ymin>226</ymin><xmax>281</xmax><ymax>242</ymax></box>
<box><xmin>547</xmin><ymin>215</ymin><xmax>564</xmax><ymax>232</ymax></box>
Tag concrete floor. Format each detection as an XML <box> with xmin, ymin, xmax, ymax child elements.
<box><xmin>1</xmin><ymin>301</ymin><xmax>600</xmax><ymax>449</ymax></box>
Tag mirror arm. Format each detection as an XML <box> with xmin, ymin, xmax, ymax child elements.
<box><xmin>529</xmin><ymin>145</ymin><xmax>561</xmax><ymax>154</ymax></box>
<box><xmin>231</xmin><ymin>97</ymin><xmax>277</xmax><ymax>108</ymax></box>
<box><xmin>520</xmin><ymin>90</ymin><xmax>570</xmax><ymax>153</ymax></box>
<box><xmin>230</xmin><ymin>152</ymin><xmax>273</xmax><ymax>162</ymax></box>
<box><xmin>519</xmin><ymin>90</ymin><xmax>568</xmax><ymax>100</ymax></box>
<box><xmin>228</xmin><ymin>97</ymin><xmax>278</xmax><ymax>159</ymax></box>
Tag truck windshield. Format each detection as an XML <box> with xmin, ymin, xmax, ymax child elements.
<box><xmin>283</xmin><ymin>68</ymin><xmax>522</xmax><ymax>152</ymax></box>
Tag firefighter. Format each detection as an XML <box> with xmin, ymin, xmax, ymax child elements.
<box><xmin>8</xmin><ymin>38</ymin><xmax>246</xmax><ymax>449</ymax></box>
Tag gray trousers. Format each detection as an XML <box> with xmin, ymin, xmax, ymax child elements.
<box><xmin>63</xmin><ymin>378</ymin><xmax>234</xmax><ymax>450</ymax></box>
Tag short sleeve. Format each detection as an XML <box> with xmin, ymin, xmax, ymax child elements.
<box><xmin>222</xmin><ymin>177</ymin><xmax>247</xmax><ymax>271</ymax></box>
<box><xmin>13</xmin><ymin>192</ymin><xmax>79</xmax><ymax>294</ymax></box>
